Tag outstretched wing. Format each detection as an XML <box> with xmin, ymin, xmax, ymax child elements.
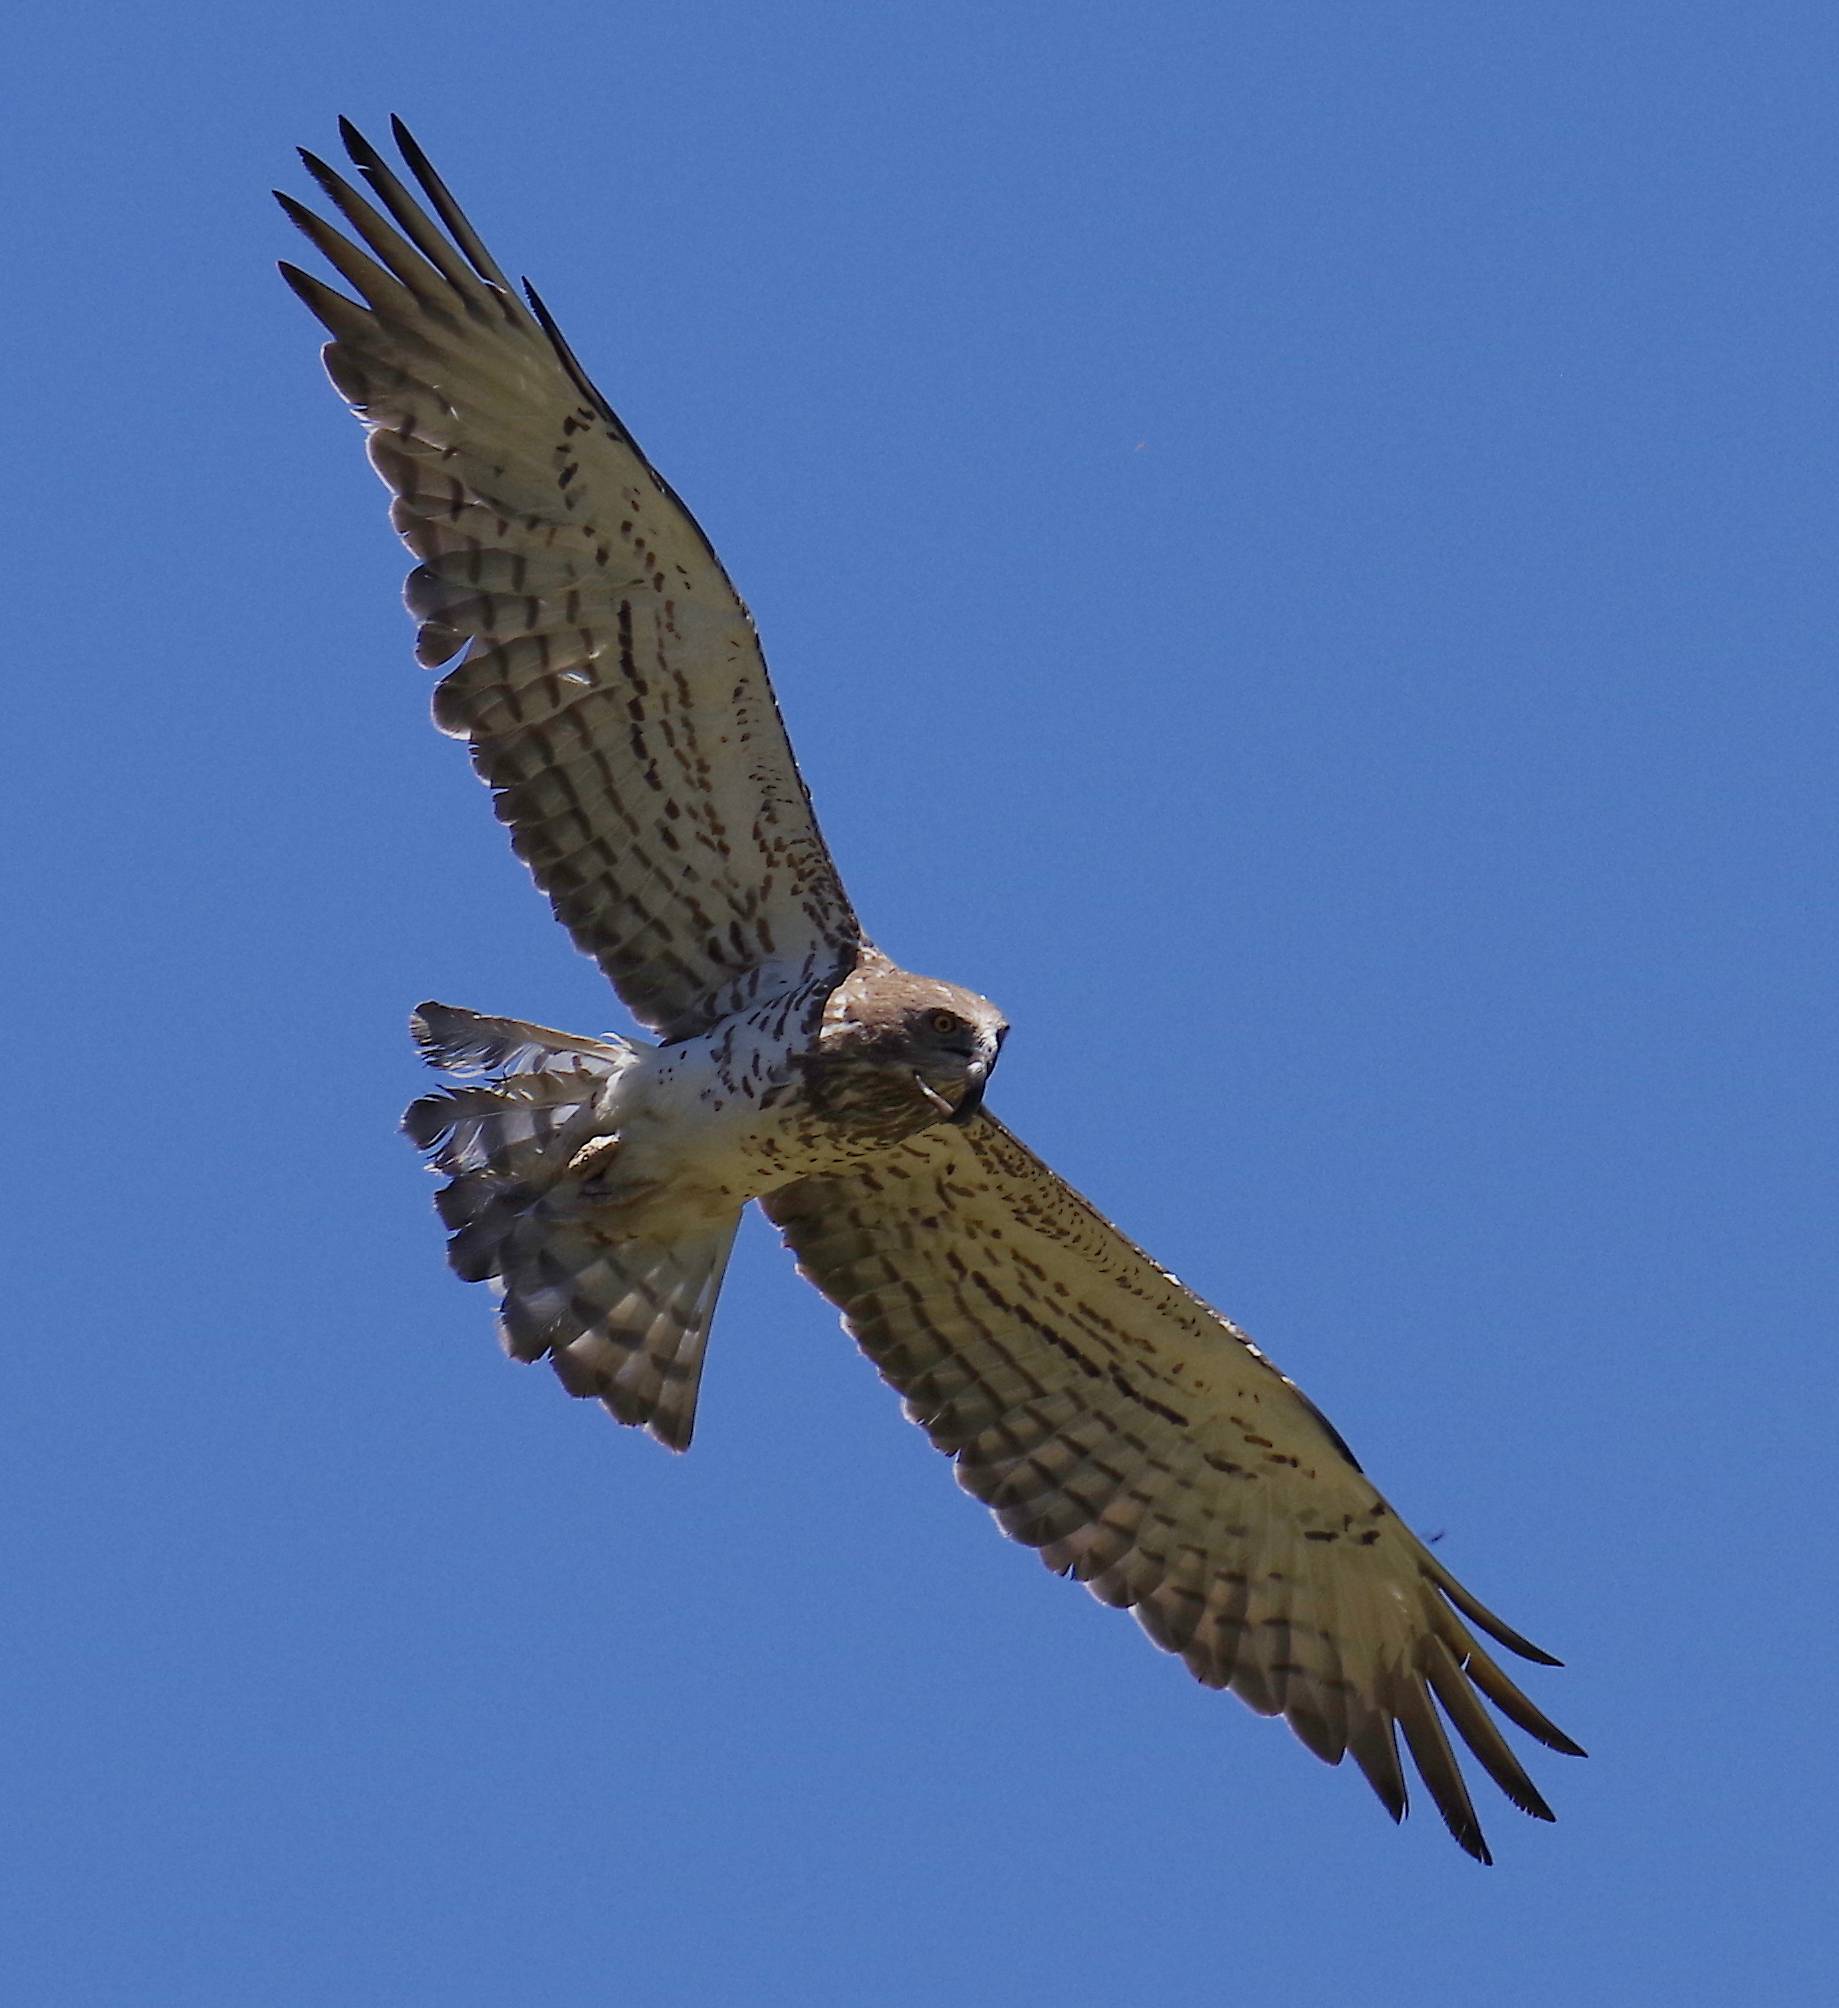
<box><xmin>279</xmin><ymin>120</ymin><xmax>861</xmax><ymax>1040</ymax></box>
<box><xmin>764</xmin><ymin>1115</ymin><xmax>1583</xmax><ymax>1863</ymax></box>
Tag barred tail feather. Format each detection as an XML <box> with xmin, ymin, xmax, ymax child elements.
<box><xmin>499</xmin><ymin>1215</ymin><xmax>739</xmax><ymax>1451</ymax></box>
<box><xmin>409</xmin><ymin>998</ymin><xmax>636</xmax><ymax>1079</ymax></box>
<box><xmin>405</xmin><ymin>999</ymin><xmax>636</xmax><ymax>1186</ymax></box>
<box><xmin>404</xmin><ymin>1000</ymin><xmax>737</xmax><ymax>1450</ymax></box>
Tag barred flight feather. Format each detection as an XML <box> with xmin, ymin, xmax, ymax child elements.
<box><xmin>279</xmin><ymin>121</ymin><xmax>861</xmax><ymax>1040</ymax></box>
<box><xmin>283</xmin><ymin>121</ymin><xmax>1582</xmax><ymax>1864</ymax></box>
<box><xmin>765</xmin><ymin>1114</ymin><xmax>1584</xmax><ymax>1864</ymax></box>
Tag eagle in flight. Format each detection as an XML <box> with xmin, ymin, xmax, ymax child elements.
<box><xmin>279</xmin><ymin>118</ymin><xmax>1582</xmax><ymax>1864</ymax></box>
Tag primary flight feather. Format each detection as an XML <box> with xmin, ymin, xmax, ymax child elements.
<box><xmin>280</xmin><ymin>117</ymin><xmax>1582</xmax><ymax>1863</ymax></box>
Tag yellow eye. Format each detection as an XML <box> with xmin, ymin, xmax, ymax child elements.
<box><xmin>929</xmin><ymin>1009</ymin><xmax>964</xmax><ymax>1036</ymax></box>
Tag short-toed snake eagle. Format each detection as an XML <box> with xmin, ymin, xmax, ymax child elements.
<box><xmin>280</xmin><ymin>119</ymin><xmax>1581</xmax><ymax>1862</ymax></box>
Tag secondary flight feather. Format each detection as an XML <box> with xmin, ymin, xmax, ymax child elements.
<box><xmin>280</xmin><ymin>117</ymin><xmax>1582</xmax><ymax>1863</ymax></box>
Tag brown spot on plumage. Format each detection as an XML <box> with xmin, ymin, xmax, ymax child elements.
<box><xmin>287</xmin><ymin>119</ymin><xmax>1579</xmax><ymax>1867</ymax></box>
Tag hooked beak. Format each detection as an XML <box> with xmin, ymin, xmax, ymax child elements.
<box><xmin>948</xmin><ymin>1060</ymin><xmax>990</xmax><ymax>1126</ymax></box>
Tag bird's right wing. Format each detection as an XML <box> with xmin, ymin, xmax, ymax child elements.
<box><xmin>280</xmin><ymin>120</ymin><xmax>862</xmax><ymax>1040</ymax></box>
<box><xmin>764</xmin><ymin>1113</ymin><xmax>1583</xmax><ymax>1863</ymax></box>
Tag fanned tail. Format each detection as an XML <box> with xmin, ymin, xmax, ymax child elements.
<box><xmin>404</xmin><ymin>1001</ymin><xmax>738</xmax><ymax>1450</ymax></box>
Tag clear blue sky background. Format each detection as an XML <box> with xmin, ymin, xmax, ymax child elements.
<box><xmin>9</xmin><ymin>4</ymin><xmax>1835</xmax><ymax>2002</ymax></box>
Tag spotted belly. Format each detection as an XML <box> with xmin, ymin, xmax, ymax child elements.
<box><xmin>612</xmin><ymin>987</ymin><xmax>942</xmax><ymax>1214</ymax></box>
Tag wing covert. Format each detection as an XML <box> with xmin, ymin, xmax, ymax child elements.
<box><xmin>763</xmin><ymin>1115</ymin><xmax>1583</xmax><ymax>1863</ymax></box>
<box><xmin>280</xmin><ymin>119</ymin><xmax>861</xmax><ymax>1039</ymax></box>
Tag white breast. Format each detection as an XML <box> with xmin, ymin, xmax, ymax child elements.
<box><xmin>608</xmin><ymin>999</ymin><xmax>824</xmax><ymax>1220</ymax></box>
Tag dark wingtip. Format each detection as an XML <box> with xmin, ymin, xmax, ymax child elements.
<box><xmin>273</xmin><ymin>189</ymin><xmax>315</xmax><ymax>234</ymax></box>
<box><xmin>390</xmin><ymin>113</ymin><xmax>427</xmax><ymax>164</ymax></box>
<box><xmin>295</xmin><ymin>147</ymin><xmax>349</xmax><ymax>206</ymax></box>
<box><xmin>1444</xmin><ymin>1804</ymin><xmax>1495</xmax><ymax>1865</ymax></box>
<box><xmin>275</xmin><ymin>260</ymin><xmax>324</xmax><ymax>306</ymax></box>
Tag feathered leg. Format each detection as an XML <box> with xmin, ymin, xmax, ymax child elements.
<box><xmin>404</xmin><ymin>1001</ymin><xmax>739</xmax><ymax>1450</ymax></box>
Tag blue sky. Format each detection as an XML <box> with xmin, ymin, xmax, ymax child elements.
<box><xmin>9</xmin><ymin>3</ymin><xmax>1835</xmax><ymax>2000</ymax></box>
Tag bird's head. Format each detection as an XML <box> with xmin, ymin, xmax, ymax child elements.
<box><xmin>822</xmin><ymin>963</ymin><xmax>1009</xmax><ymax>1127</ymax></box>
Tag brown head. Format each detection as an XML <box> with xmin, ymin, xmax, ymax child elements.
<box><xmin>817</xmin><ymin>958</ymin><xmax>1010</xmax><ymax>1132</ymax></box>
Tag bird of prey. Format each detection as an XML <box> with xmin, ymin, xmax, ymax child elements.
<box><xmin>279</xmin><ymin>117</ymin><xmax>1582</xmax><ymax>1864</ymax></box>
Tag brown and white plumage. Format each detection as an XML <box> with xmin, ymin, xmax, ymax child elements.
<box><xmin>765</xmin><ymin>1117</ymin><xmax>1582</xmax><ymax>1862</ymax></box>
<box><xmin>279</xmin><ymin>118</ymin><xmax>859</xmax><ymax>1043</ymax></box>
<box><xmin>402</xmin><ymin>1003</ymin><xmax>736</xmax><ymax>1452</ymax></box>
<box><xmin>281</xmin><ymin>120</ymin><xmax>1581</xmax><ymax>1863</ymax></box>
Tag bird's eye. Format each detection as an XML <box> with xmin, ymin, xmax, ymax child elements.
<box><xmin>929</xmin><ymin>1010</ymin><xmax>965</xmax><ymax>1036</ymax></box>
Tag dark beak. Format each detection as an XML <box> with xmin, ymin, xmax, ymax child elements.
<box><xmin>949</xmin><ymin>1062</ymin><xmax>990</xmax><ymax>1126</ymax></box>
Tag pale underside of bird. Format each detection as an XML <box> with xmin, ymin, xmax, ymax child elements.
<box><xmin>280</xmin><ymin>117</ymin><xmax>1583</xmax><ymax>1864</ymax></box>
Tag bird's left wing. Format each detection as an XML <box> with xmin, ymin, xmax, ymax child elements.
<box><xmin>279</xmin><ymin>120</ymin><xmax>861</xmax><ymax>1041</ymax></box>
<box><xmin>763</xmin><ymin>1115</ymin><xmax>1583</xmax><ymax>1863</ymax></box>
